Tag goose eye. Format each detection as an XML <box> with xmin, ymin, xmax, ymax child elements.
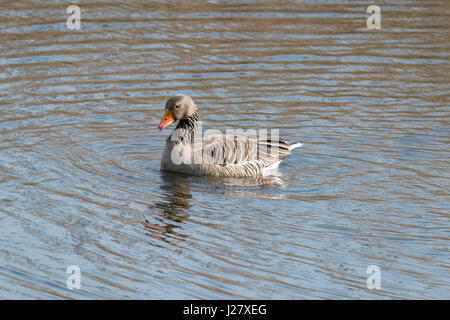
<box><xmin>175</xmin><ymin>104</ymin><xmax>180</xmax><ymax>109</ymax></box>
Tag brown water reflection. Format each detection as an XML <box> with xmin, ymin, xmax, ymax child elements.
<box><xmin>144</xmin><ymin>172</ymin><xmax>192</xmax><ymax>243</ymax></box>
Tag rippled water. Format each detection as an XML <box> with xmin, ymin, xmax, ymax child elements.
<box><xmin>0</xmin><ymin>0</ymin><xmax>449</xmax><ymax>299</ymax></box>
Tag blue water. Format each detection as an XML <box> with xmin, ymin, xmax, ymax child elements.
<box><xmin>0</xmin><ymin>0</ymin><xmax>448</xmax><ymax>299</ymax></box>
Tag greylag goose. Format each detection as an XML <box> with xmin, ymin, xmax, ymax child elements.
<box><xmin>158</xmin><ymin>94</ymin><xmax>302</xmax><ymax>177</ymax></box>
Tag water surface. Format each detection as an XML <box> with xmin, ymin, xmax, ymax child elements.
<box><xmin>0</xmin><ymin>0</ymin><xmax>449</xmax><ymax>299</ymax></box>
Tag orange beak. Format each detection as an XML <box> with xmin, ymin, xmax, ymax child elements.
<box><xmin>158</xmin><ymin>109</ymin><xmax>175</xmax><ymax>130</ymax></box>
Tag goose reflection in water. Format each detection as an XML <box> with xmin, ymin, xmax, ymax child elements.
<box><xmin>143</xmin><ymin>171</ymin><xmax>288</xmax><ymax>243</ymax></box>
<box><xmin>144</xmin><ymin>171</ymin><xmax>192</xmax><ymax>244</ymax></box>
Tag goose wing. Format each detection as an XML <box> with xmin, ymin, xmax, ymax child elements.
<box><xmin>201</xmin><ymin>134</ymin><xmax>298</xmax><ymax>166</ymax></box>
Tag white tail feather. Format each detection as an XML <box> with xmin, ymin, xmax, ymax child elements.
<box><xmin>289</xmin><ymin>142</ymin><xmax>303</xmax><ymax>150</ymax></box>
<box><xmin>262</xmin><ymin>160</ymin><xmax>282</xmax><ymax>176</ymax></box>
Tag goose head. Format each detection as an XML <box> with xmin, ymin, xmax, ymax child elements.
<box><xmin>158</xmin><ymin>94</ymin><xmax>198</xmax><ymax>130</ymax></box>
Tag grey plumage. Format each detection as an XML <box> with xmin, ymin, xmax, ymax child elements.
<box><xmin>159</xmin><ymin>94</ymin><xmax>302</xmax><ymax>177</ymax></box>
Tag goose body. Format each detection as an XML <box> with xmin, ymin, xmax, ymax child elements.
<box><xmin>158</xmin><ymin>94</ymin><xmax>302</xmax><ymax>177</ymax></box>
